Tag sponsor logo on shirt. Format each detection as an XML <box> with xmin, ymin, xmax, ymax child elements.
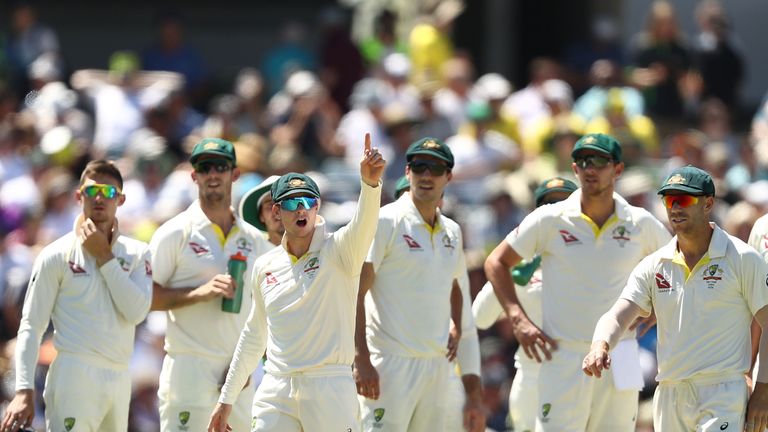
<box><xmin>265</xmin><ymin>272</ymin><xmax>278</xmax><ymax>285</ymax></box>
<box><xmin>145</xmin><ymin>260</ymin><xmax>153</xmax><ymax>276</ymax></box>
<box><xmin>558</xmin><ymin>230</ymin><xmax>580</xmax><ymax>245</ymax></box>
<box><xmin>68</xmin><ymin>261</ymin><xmax>87</xmax><ymax>275</ymax></box>
<box><xmin>402</xmin><ymin>235</ymin><xmax>422</xmax><ymax>250</ymax></box>
<box><xmin>189</xmin><ymin>242</ymin><xmax>209</xmax><ymax>255</ymax></box>
<box><xmin>762</xmin><ymin>234</ymin><xmax>768</xmax><ymax>249</ymax></box>
<box><xmin>720</xmin><ymin>421</ymin><xmax>729</xmax><ymax>430</ymax></box>
<box><xmin>655</xmin><ymin>272</ymin><xmax>671</xmax><ymax>290</ymax></box>
<box><xmin>611</xmin><ymin>225</ymin><xmax>631</xmax><ymax>247</ymax></box>
<box><xmin>702</xmin><ymin>264</ymin><xmax>724</xmax><ymax>288</ymax></box>
<box><xmin>236</xmin><ymin>237</ymin><xmax>252</xmax><ymax>254</ymax></box>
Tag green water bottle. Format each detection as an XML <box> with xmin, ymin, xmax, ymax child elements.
<box><xmin>222</xmin><ymin>252</ymin><xmax>247</xmax><ymax>313</ymax></box>
<box><xmin>512</xmin><ymin>255</ymin><xmax>542</xmax><ymax>286</ymax></box>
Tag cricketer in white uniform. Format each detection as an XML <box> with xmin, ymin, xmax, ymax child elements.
<box><xmin>208</xmin><ymin>134</ymin><xmax>385</xmax><ymax>432</ymax></box>
<box><xmin>150</xmin><ymin>138</ymin><xmax>273</xmax><ymax>432</ymax></box>
<box><xmin>485</xmin><ymin>134</ymin><xmax>671</xmax><ymax>432</ymax></box>
<box><xmin>355</xmin><ymin>137</ymin><xmax>485</xmax><ymax>432</ymax></box>
<box><xmin>584</xmin><ymin>166</ymin><xmax>768</xmax><ymax>432</ymax></box>
<box><xmin>749</xmin><ymin>213</ymin><xmax>768</xmax><ymax>262</ymax></box>
<box><xmin>473</xmin><ymin>177</ymin><xmax>577</xmax><ymax>432</ymax></box>
<box><xmin>1</xmin><ymin>160</ymin><xmax>152</xmax><ymax>432</ymax></box>
<box><xmin>390</xmin><ymin>176</ymin><xmax>486</xmax><ymax>432</ymax></box>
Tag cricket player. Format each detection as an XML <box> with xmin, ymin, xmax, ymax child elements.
<box><xmin>355</xmin><ymin>137</ymin><xmax>485</xmax><ymax>432</ymax></box>
<box><xmin>208</xmin><ymin>134</ymin><xmax>385</xmax><ymax>432</ymax></box>
<box><xmin>749</xmin><ymin>213</ymin><xmax>768</xmax><ymax>262</ymax></box>
<box><xmin>473</xmin><ymin>177</ymin><xmax>577</xmax><ymax>432</ymax></box>
<box><xmin>584</xmin><ymin>165</ymin><xmax>768</xmax><ymax>432</ymax></box>
<box><xmin>1</xmin><ymin>160</ymin><xmax>152</xmax><ymax>432</ymax></box>
<box><xmin>150</xmin><ymin>138</ymin><xmax>273</xmax><ymax>432</ymax></box>
<box><xmin>484</xmin><ymin>133</ymin><xmax>670</xmax><ymax>431</ymax></box>
<box><xmin>239</xmin><ymin>175</ymin><xmax>283</xmax><ymax>247</ymax></box>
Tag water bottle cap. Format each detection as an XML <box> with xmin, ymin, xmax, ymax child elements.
<box><xmin>231</xmin><ymin>251</ymin><xmax>247</xmax><ymax>261</ymax></box>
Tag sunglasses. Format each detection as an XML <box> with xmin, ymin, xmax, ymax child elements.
<box><xmin>574</xmin><ymin>155</ymin><xmax>613</xmax><ymax>169</ymax></box>
<box><xmin>279</xmin><ymin>196</ymin><xmax>319</xmax><ymax>211</ymax></box>
<box><xmin>661</xmin><ymin>194</ymin><xmax>701</xmax><ymax>209</ymax></box>
<box><xmin>408</xmin><ymin>160</ymin><xmax>449</xmax><ymax>176</ymax></box>
<box><xmin>194</xmin><ymin>159</ymin><xmax>232</xmax><ymax>174</ymax></box>
<box><xmin>81</xmin><ymin>184</ymin><xmax>121</xmax><ymax>199</ymax></box>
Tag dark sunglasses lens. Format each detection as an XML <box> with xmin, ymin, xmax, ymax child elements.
<box><xmin>576</xmin><ymin>155</ymin><xmax>610</xmax><ymax>169</ymax></box>
<box><xmin>410</xmin><ymin>161</ymin><xmax>447</xmax><ymax>175</ymax></box>
<box><xmin>195</xmin><ymin>161</ymin><xmax>230</xmax><ymax>173</ymax></box>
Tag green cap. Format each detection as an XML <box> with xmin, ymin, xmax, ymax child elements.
<box><xmin>109</xmin><ymin>50</ymin><xmax>140</xmax><ymax>75</ymax></box>
<box><xmin>657</xmin><ymin>165</ymin><xmax>715</xmax><ymax>196</ymax></box>
<box><xmin>533</xmin><ymin>177</ymin><xmax>578</xmax><ymax>207</ymax></box>
<box><xmin>406</xmin><ymin>137</ymin><xmax>454</xmax><ymax>168</ymax></box>
<box><xmin>571</xmin><ymin>133</ymin><xmax>622</xmax><ymax>163</ymax></box>
<box><xmin>239</xmin><ymin>175</ymin><xmax>280</xmax><ymax>231</ymax></box>
<box><xmin>271</xmin><ymin>172</ymin><xmax>321</xmax><ymax>202</ymax></box>
<box><xmin>394</xmin><ymin>175</ymin><xmax>411</xmax><ymax>200</ymax></box>
<box><xmin>189</xmin><ymin>138</ymin><xmax>237</xmax><ymax>164</ymax></box>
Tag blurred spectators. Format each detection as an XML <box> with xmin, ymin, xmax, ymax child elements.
<box><xmin>359</xmin><ymin>9</ymin><xmax>408</xmax><ymax>67</ymax></box>
<box><xmin>317</xmin><ymin>6</ymin><xmax>366</xmax><ymax>112</ymax></box>
<box><xmin>502</xmin><ymin>57</ymin><xmax>562</xmax><ymax>141</ymax></box>
<box><xmin>573</xmin><ymin>59</ymin><xmax>645</xmax><ymax>122</ymax></box>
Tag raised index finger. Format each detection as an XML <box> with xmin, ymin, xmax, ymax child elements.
<box><xmin>364</xmin><ymin>133</ymin><xmax>371</xmax><ymax>153</ymax></box>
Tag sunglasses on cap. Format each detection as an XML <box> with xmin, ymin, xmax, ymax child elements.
<box><xmin>279</xmin><ymin>196</ymin><xmax>319</xmax><ymax>211</ymax></box>
<box><xmin>193</xmin><ymin>159</ymin><xmax>233</xmax><ymax>174</ymax></box>
<box><xmin>80</xmin><ymin>184</ymin><xmax>121</xmax><ymax>199</ymax></box>
<box><xmin>661</xmin><ymin>194</ymin><xmax>702</xmax><ymax>209</ymax></box>
<box><xmin>408</xmin><ymin>160</ymin><xmax>450</xmax><ymax>176</ymax></box>
<box><xmin>574</xmin><ymin>154</ymin><xmax>613</xmax><ymax>169</ymax></box>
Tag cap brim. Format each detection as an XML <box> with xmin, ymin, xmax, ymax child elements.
<box><xmin>535</xmin><ymin>186</ymin><xmax>577</xmax><ymax>205</ymax></box>
<box><xmin>571</xmin><ymin>145</ymin><xmax>613</xmax><ymax>159</ymax></box>
<box><xmin>239</xmin><ymin>186</ymin><xmax>270</xmax><ymax>231</ymax></box>
<box><xmin>190</xmin><ymin>150</ymin><xmax>236</xmax><ymax>164</ymax></box>
<box><xmin>406</xmin><ymin>150</ymin><xmax>454</xmax><ymax>167</ymax></box>
<box><xmin>657</xmin><ymin>184</ymin><xmax>708</xmax><ymax>195</ymax></box>
<box><xmin>275</xmin><ymin>188</ymin><xmax>320</xmax><ymax>202</ymax></box>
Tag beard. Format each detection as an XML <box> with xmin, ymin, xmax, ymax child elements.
<box><xmin>203</xmin><ymin>190</ymin><xmax>227</xmax><ymax>205</ymax></box>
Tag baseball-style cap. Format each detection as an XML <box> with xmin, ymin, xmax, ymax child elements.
<box><xmin>405</xmin><ymin>137</ymin><xmax>455</xmax><ymax>168</ymax></box>
<box><xmin>239</xmin><ymin>175</ymin><xmax>280</xmax><ymax>231</ymax></box>
<box><xmin>393</xmin><ymin>175</ymin><xmax>410</xmax><ymax>200</ymax></box>
<box><xmin>189</xmin><ymin>138</ymin><xmax>237</xmax><ymax>164</ymax></box>
<box><xmin>271</xmin><ymin>172</ymin><xmax>321</xmax><ymax>202</ymax></box>
<box><xmin>657</xmin><ymin>165</ymin><xmax>715</xmax><ymax>196</ymax></box>
<box><xmin>571</xmin><ymin>133</ymin><xmax>622</xmax><ymax>163</ymax></box>
<box><xmin>534</xmin><ymin>177</ymin><xmax>578</xmax><ymax>207</ymax></box>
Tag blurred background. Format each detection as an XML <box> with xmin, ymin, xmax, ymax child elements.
<box><xmin>2</xmin><ymin>0</ymin><xmax>768</xmax><ymax>430</ymax></box>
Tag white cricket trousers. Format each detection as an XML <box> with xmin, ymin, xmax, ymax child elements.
<box><xmin>43</xmin><ymin>352</ymin><xmax>131</xmax><ymax>432</ymax></box>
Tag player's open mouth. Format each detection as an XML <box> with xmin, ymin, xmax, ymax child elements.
<box><xmin>297</xmin><ymin>219</ymin><xmax>307</xmax><ymax>227</ymax></box>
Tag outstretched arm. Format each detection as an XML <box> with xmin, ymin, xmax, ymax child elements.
<box><xmin>582</xmin><ymin>299</ymin><xmax>647</xmax><ymax>378</ymax></box>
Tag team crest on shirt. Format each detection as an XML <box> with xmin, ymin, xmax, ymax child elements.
<box><xmin>188</xmin><ymin>241</ymin><xmax>209</xmax><ymax>255</ymax></box>
<box><xmin>303</xmin><ymin>256</ymin><xmax>321</xmax><ymax>280</ymax></box>
<box><xmin>178</xmin><ymin>411</ymin><xmax>190</xmax><ymax>430</ymax></box>
<box><xmin>611</xmin><ymin>225</ymin><xmax>632</xmax><ymax>247</ymax></box>
<box><xmin>558</xmin><ymin>230</ymin><xmax>580</xmax><ymax>245</ymax></box>
<box><xmin>68</xmin><ymin>260</ymin><xmax>87</xmax><ymax>275</ymax></box>
<box><xmin>116</xmin><ymin>256</ymin><xmax>131</xmax><ymax>271</ymax></box>
<box><xmin>236</xmin><ymin>237</ymin><xmax>253</xmax><ymax>254</ymax></box>
<box><xmin>702</xmin><ymin>264</ymin><xmax>724</xmax><ymax>288</ymax></box>
<box><xmin>374</xmin><ymin>408</ymin><xmax>386</xmax><ymax>422</ymax></box>
<box><xmin>442</xmin><ymin>233</ymin><xmax>455</xmax><ymax>250</ymax></box>
<box><xmin>402</xmin><ymin>234</ymin><xmax>423</xmax><ymax>250</ymax></box>
<box><xmin>64</xmin><ymin>417</ymin><xmax>76</xmax><ymax>431</ymax></box>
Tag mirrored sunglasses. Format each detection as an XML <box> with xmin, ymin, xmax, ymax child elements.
<box><xmin>194</xmin><ymin>159</ymin><xmax>232</xmax><ymax>174</ymax></box>
<box><xmin>81</xmin><ymin>184</ymin><xmax>121</xmax><ymax>199</ymax></box>
<box><xmin>662</xmin><ymin>194</ymin><xmax>700</xmax><ymax>209</ymax></box>
<box><xmin>574</xmin><ymin>155</ymin><xmax>613</xmax><ymax>169</ymax></box>
<box><xmin>408</xmin><ymin>160</ymin><xmax>449</xmax><ymax>176</ymax></box>
<box><xmin>279</xmin><ymin>196</ymin><xmax>319</xmax><ymax>211</ymax></box>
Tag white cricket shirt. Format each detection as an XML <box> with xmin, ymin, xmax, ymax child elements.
<box><xmin>507</xmin><ymin>189</ymin><xmax>670</xmax><ymax>342</ymax></box>
<box><xmin>219</xmin><ymin>182</ymin><xmax>381</xmax><ymax>404</ymax></box>
<box><xmin>16</xmin><ymin>219</ymin><xmax>152</xmax><ymax>390</ymax></box>
<box><xmin>748</xmin><ymin>213</ymin><xmax>768</xmax><ymax>262</ymax></box>
<box><xmin>621</xmin><ymin>224</ymin><xmax>768</xmax><ymax>382</ymax></box>
<box><xmin>149</xmin><ymin>200</ymin><xmax>273</xmax><ymax>360</ymax></box>
<box><xmin>365</xmin><ymin>194</ymin><xmax>465</xmax><ymax>357</ymax></box>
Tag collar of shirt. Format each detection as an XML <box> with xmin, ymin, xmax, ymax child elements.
<box><xmin>560</xmin><ymin>188</ymin><xmax>633</xmax><ymax>223</ymax></box>
<box><xmin>186</xmin><ymin>200</ymin><xmax>241</xmax><ymax>239</ymax></box>
<box><xmin>659</xmin><ymin>222</ymin><xmax>727</xmax><ymax>261</ymax></box>
<box><xmin>396</xmin><ymin>194</ymin><xmax>443</xmax><ymax>232</ymax></box>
